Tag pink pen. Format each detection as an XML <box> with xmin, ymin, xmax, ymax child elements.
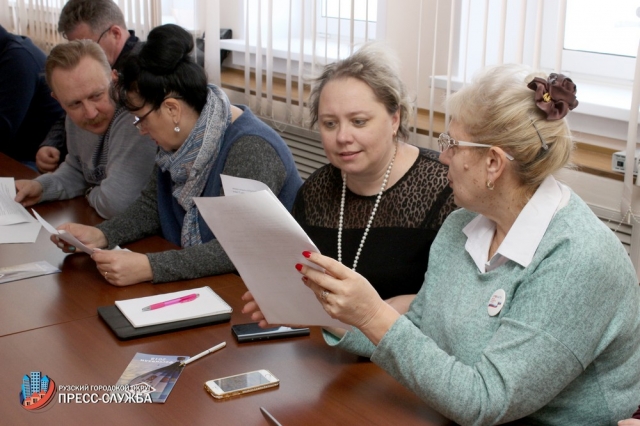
<box><xmin>141</xmin><ymin>293</ymin><xmax>199</xmax><ymax>311</ymax></box>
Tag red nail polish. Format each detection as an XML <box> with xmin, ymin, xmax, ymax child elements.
<box><xmin>302</xmin><ymin>276</ymin><xmax>308</xmax><ymax>282</ymax></box>
<box><xmin>295</xmin><ymin>263</ymin><xmax>303</xmax><ymax>271</ymax></box>
<box><xmin>302</xmin><ymin>251</ymin><xmax>311</xmax><ymax>258</ymax></box>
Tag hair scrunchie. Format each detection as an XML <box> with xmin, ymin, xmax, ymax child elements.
<box><xmin>527</xmin><ymin>73</ymin><xmax>579</xmax><ymax>120</ymax></box>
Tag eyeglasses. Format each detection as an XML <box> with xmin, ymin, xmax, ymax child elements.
<box><xmin>131</xmin><ymin>96</ymin><xmax>184</xmax><ymax>130</ymax></box>
<box><xmin>438</xmin><ymin>132</ymin><xmax>514</xmax><ymax>161</ymax></box>
<box><xmin>96</xmin><ymin>25</ymin><xmax>113</xmax><ymax>44</ymax></box>
<box><xmin>133</xmin><ymin>108</ymin><xmax>154</xmax><ymax>130</ymax></box>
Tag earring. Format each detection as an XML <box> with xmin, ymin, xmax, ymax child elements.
<box><xmin>174</xmin><ymin>126</ymin><xmax>180</xmax><ymax>133</ymax></box>
<box><xmin>486</xmin><ymin>180</ymin><xmax>495</xmax><ymax>190</ymax></box>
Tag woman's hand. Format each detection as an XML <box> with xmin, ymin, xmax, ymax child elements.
<box><xmin>297</xmin><ymin>251</ymin><xmax>400</xmax><ymax>345</ymax></box>
<box><xmin>241</xmin><ymin>290</ymin><xmax>347</xmax><ymax>338</ymax></box>
<box><xmin>619</xmin><ymin>419</ymin><xmax>640</xmax><ymax>425</ymax></box>
<box><xmin>91</xmin><ymin>250</ymin><xmax>153</xmax><ymax>286</ymax></box>
<box><xmin>241</xmin><ymin>291</ymin><xmax>272</xmax><ymax>328</ymax></box>
<box><xmin>51</xmin><ymin>223</ymin><xmax>108</xmax><ymax>253</ymax></box>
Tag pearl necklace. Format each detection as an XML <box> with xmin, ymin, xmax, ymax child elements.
<box><xmin>338</xmin><ymin>143</ymin><xmax>397</xmax><ymax>271</ymax></box>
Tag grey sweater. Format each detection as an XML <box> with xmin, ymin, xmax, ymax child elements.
<box><xmin>35</xmin><ymin>110</ymin><xmax>156</xmax><ymax>218</ymax></box>
<box><xmin>330</xmin><ymin>190</ymin><xmax>640</xmax><ymax>425</ymax></box>
<box><xmin>96</xmin><ymin>136</ymin><xmax>287</xmax><ymax>283</ymax></box>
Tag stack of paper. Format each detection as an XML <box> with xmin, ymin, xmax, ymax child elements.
<box><xmin>0</xmin><ymin>178</ymin><xmax>40</xmax><ymax>243</ymax></box>
<box><xmin>115</xmin><ymin>286</ymin><xmax>232</xmax><ymax>328</ymax></box>
<box><xmin>0</xmin><ymin>261</ymin><xmax>59</xmax><ymax>284</ymax></box>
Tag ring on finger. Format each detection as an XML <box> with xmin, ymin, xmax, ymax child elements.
<box><xmin>104</xmin><ymin>271</ymin><xmax>108</xmax><ymax>279</ymax></box>
<box><xmin>321</xmin><ymin>290</ymin><xmax>330</xmax><ymax>301</ymax></box>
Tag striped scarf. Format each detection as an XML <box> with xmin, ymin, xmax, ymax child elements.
<box><xmin>156</xmin><ymin>84</ymin><xmax>231</xmax><ymax>247</ymax></box>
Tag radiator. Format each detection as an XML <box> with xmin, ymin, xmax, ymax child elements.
<box><xmin>259</xmin><ymin>118</ymin><xmax>328</xmax><ymax>181</ymax></box>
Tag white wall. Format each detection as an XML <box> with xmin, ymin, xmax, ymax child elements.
<box><xmin>382</xmin><ymin>0</ymin><xmax>451</xmax><ymax>112</ymax></box>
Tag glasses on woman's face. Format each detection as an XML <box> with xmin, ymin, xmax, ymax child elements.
<box><xmin>96</xmin><ymin>25</ymin><xmax>113</xmax><ymax>45</ymax></box>
<box><xmin>438</xmin><ymin>132</ymin><xmax>514</xmax><ymax>161</ymax></box>
<box><xmin>133</xmin><ymin>108</ymin><xmax>154</xmax><ymax>130</ymax></box>
<box><xmin>131</xmin><ymin>96</ymin><xmax>183</xmax><ymax>130</ymax></box>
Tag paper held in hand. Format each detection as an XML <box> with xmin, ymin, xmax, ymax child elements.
<box><xmin>115</xmin><ymin>286</ymin><xmax>232</xmax><ymax>328</ymax></box>
<box><xmin>32</xmin><ymin>209</ymin><xmax>95</xmax><ymax>254</ymax></box>
<box><xmin>194</xmin><ymin>175</ymin><xmax>348</xmax><ymax>329</ymax></box>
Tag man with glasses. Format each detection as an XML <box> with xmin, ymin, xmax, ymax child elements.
<box><xmin>15</xmin><ymin>40</ymin><xmax>156</xmax><ymax>219</ymax></box>
<box><xmin>36</xmin><ymin>0</ymin><xmax>142</xmax><ymax>173</ymax></box>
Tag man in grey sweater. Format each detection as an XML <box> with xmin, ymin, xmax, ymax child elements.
<box><xmin>15</xmin><ymin>40</ymin><xmax>156</xmax><ymax>219</ymax></box>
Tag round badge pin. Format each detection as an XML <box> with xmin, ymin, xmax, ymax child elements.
<box><xmin>487</xmin><ymin>289</ymin><xmax>506</xmax><ymax>317</ymax></box>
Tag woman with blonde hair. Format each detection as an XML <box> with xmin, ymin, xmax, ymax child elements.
<box><xmin>247</xmin><ymin>64</ymin><xmax>640</xmax><ymax>424</ymax></box>
<box><xmin>289</xmin><ymin>43</ymin><xmax>454</xmax><ymax>305</ymax></box>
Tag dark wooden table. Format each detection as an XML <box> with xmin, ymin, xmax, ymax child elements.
<box><xmin>0</xmin><ymin>153</ymin><xmax>452</xmax><ymax>425</ymax></box>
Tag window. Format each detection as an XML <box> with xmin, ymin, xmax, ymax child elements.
<box><xmin>563</xmin><ymin>0</ymin><xmax>640</xmax><ymax>81</ymax></box>
<box><xmin>565</xmin><ymin>0</ymin><xmax>639</xmax><ymax>58</ymax></box>
<box><xmin>316</xmin><ymin>0</ymin><xmax>378</xmax><ymax>43</ymax></box>
<box><xmin>161</xmin><ymin>0</ymin><xmax>197</xmax><ymax>31</ymax></box>
<box><xmin>321</xmin><ymin>0</ymin><xmax>378</xmax><ymax>22</ymax></box>
<box><xmin>440</xmin><ymin>0</ymin><xmax>639</xmax><ymax>143</ymax></box>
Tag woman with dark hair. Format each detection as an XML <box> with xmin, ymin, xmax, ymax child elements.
<box><xmin>53</xmin><ymin>24</ymin><xmax>302</xmax><ymax>286</ymax></box>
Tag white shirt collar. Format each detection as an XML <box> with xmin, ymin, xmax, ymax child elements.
<box><xmin>462</xmin><ymin>175</ymin><xmax>569</xmax><ymax>273</ymax></box>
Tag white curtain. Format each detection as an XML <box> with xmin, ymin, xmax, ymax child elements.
<box><xmin>3</xmin><ymin>0</ymin><xmax>161</xmax><ymax>52</ymax></box>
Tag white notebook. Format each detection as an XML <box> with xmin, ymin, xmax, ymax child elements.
<box><xmin>115</xmin><ymin>286</ymin><xmax>232</xmax><ymax>328</ymax></box>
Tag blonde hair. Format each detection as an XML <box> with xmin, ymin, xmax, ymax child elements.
<box><xmin>447</xmin><ymin>64</ymin><xmax>574</xmax><ymax>191</ymax></box>
<box><xmin>308</xmin><ymin>42</ymin><xmax>413</xmax><ymax>141</ymax></box>
<box><xmin>45</xmin><ymin>39</ymin><xmax>111</xmax><ymax>90</ymax></box>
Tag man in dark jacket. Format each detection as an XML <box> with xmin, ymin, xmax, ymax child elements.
<box><xmin>0</xmin><ymin>25</ymin><xmax>63</xmax><ymax>168</ymax></box>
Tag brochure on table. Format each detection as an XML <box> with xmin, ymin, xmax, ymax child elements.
<box><xmin>114</xmin><ymin>353</ymin><xmax>188</xmax><ymax>403</ymax></box>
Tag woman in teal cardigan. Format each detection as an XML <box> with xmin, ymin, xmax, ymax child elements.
<box><xmin>245</xmin><ymin>64</ymin><xmax>640</xmax><ymax>425</ymax></box>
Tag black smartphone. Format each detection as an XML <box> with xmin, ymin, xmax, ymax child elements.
<box><xmin>232</xmin><ymin>322</ymin><xmax>310</xmax><ymax>343</ymax></box>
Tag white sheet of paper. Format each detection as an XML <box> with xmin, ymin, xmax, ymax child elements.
<box><xmin>0</xmin><ymin>178</ymin><xmax>41</xmax><ymax>243</ymax></box>
<box><xmin>0</xmin><ymin>261</ymin><xmax>60</xmax><ymax>284</ymax></box>
<box><xmin>220</xmin><ymin>174</ymin><xmax>273</xmax><ymax>196</ymax></box>
<box><xmin>32</xmin><ymin>209</ymin><xmax>95</xmax><ymax>254</ymax></box>
<box><xmin>195</xmin><ymin>191</ymin><xmax>348</xmax><ymax>329</ymax></box>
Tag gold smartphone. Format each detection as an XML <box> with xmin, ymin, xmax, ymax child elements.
<box><xmin>204</xmin><ymin>369</ymin><xmax>279</xmax><ymax>399</ymax></box>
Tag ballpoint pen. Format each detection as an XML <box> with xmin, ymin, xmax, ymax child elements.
<box><xmin>141</xmin><ymin>293</ymin><xmax>199</xmax><ymax>311</ymax></box>
<box><xmin>179</xmin><ymin>342</ymin><xmax>226</xmax><ymax>367</ymax></box>
<box><xmin>260</xmin><ymin>407</ymin><xmax>283</xmax><ymax>426</ymax></box>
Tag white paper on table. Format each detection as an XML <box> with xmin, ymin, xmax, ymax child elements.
<box><xmin>0</xmin><ymin>178</ymin><xmax>41</xmax><ymax>243</ymax></box>
<box><xmin>194</xmin><ymin>191</ymin><xmax>348</xmax><ymax>329</ymax></box>
<box><xmin>0</xmin><ymin>260</ymin><xmax>60</xmax><ymax>284</ymax></box>
<box><xmin>32</xmin><ymin>209</ymin><xmax>95</xmax><ymax>254</ymax></box>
